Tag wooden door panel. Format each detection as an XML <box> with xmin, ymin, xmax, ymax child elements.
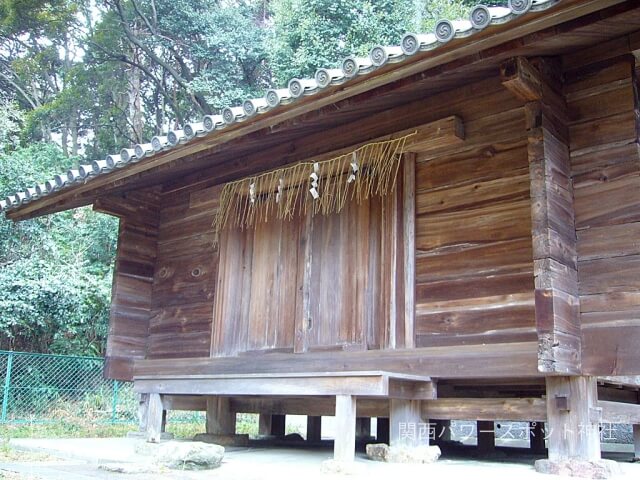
<box><xmin>247</xmin><ymin>218</ymin><xmax>301</xmax><ymax>351</ymax></box>
<box><xmin>306</xmin><ymin>197</ymin><xmax>382</xmax><ymax>350</ymax></box>
<box><xmin>213</xmin><ymin>192</ymin><xmax>398</xmax><ymax>356</ymax></box>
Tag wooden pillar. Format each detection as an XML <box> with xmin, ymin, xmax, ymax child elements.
<box><xmin>161</xmin><ymin>410</ymin><xmax>167</xmax><ymax>433</ymax></box>
<box><xmin>530</xmin><ymin>421</ymin><xmax>546</xmax><ymax>453</ymax></box>
<box><xmin>500</xmin><ymin>56</ymin><xmax>581</xmax><ymax>375</ymax></box>
<box><xmin>402</xmin><ymin>152</ymin><xmax>416</xmax><ymax>349</ymax></box>
<box><xmin>271</xmin><ymin>414</ymin><xmax>286</xmax><ymax>437</ymax></box>
<box><xmin>147</xmin><ymin>393</ymin><xmax>163</xmax><ymax>443</ymax></box>
<box><xmin>390</xmin><ymin>399</ymin><xmax>425</xmax><ymax>447</ymax></box>
<box><xmin>433</xmin><ymin>419</ymin><xmax>451</xmax><ymax>444</ymax></box>
<box><xmin>334</xmin><ymin>395</ymin><xmax>357</xmax><ymax>462</ymax></box>
<box><xmin>377</xmin><ymin>417</ymin><xmax>390</xmax><ymax>444</ymax></box>
<box><xmin>206</xmin><ymin>397</ymin><xmax>236</xmax><ymax>435</ymax></box>
<box><xmin>138</xmin><ymin>393</ymin><xmax>149</xmax><ymax>433</ymax></box>
<box><xmin>545</xmin><ymin>376</ymin><xmax>601</xmax><ymax>461</ymax></box>
<box><xmin>307</xmin><ymin>416</ymin><xmax>322</xmax><ymax>443</ymax></box>
<box><xmin>356</xmin><ymin>417</ymin><xmax>371</xmax><ymax>440</ymax></box>
<box><xmin>634</xmin><ymin>424</ymin><xmax>640</xmax><ymax>459</ymax></box>
<box><xmin>258</xmin><ymin>413</ymin><xmax>272</xmax><ymax>436</ymax></box>
<box><xmin>477</xmin><ymin>421</ymin><xmax>495</xmax><ymax>454</ymax></box>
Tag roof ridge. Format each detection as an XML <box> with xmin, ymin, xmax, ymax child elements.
<box><xmin>1</xmin><ymin>0</ymin><xmax>559</xmax><ymax>214</ymax></box>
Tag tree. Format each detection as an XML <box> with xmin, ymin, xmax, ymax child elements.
<box><xmin>0</xmin><ymin>0</ymin><xmax>493</xmax><ymax>356</ymax></box>
<box><xmin>0</xmin><ymin>0</ymin><xmax>87</xmax><ymax>151</ymax></box>
<box><xmin>0</xmin><ymin>143</ymin><xmax>117</xmax><ymax>355</ymax></box>
<box><xmin>269</xmin><ymin>0</ymin><xmax>415</xmax><ymax>85</ymax></box>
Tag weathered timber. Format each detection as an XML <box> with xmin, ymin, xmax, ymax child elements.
<box><xmin>134</xmin><ymin>342</ymin><xmax>540</xmax><ymax>379</ymax></box>
<box><xmin>307</xmin><ymin>416</ymin><xmax>322</xmax><ymax>442</ymax></box>
<box><xmin>544</xmin><ymin>376</ymin><xmax>600</xmax><ymax>462</ymax></box>
<box><xmin>101</xmin><ymin>190</ymin><xmax>160</xmax><ymax>381</ymax></box>
<box><xmin>599</xmin><ymin>400</ymin><xmax>640</xmax><ymax>424</ymax></box>
<box><xmin>147</xmin><ymin>393</ymin><xmax>163</xmax><ymax>443</ymax></box>
<box><xmin>206</xmin><ymin>397</ymin><xmax>235</xmax><ymax>435</ymax></box>
<box><xmin>530</xmin><ymin>421</ymin><xmax>546</xmax><ymax>453</ymax></box>
<box><xmin>161</xmin><ymin>395</ymin><xmax>206</xmax><ymax>411</ymax></box>
<box><xmin>390</xmin><ymin>399</ymin><xmax>424</xmax><ymax>447</ymax></box>
<box><xmin>403</xmin><ymin>153</ymin><xmax>416</xmax><ymax>349</ymax></box>
<box><xmin>477</xmin><ymin>420</ymin><xmax>495</xmax><ymax>453</ymax></box>
<box><xmin>335</xmin><ymin>395</ymin><xmax>357</xmax><ymax>462</ymax></box>
<box><xmin>422</xmin><ymin>398</ymin><xmax>547</xmax><ymax>422</ymax></box>
<box><xmin>271</xmin><ymin>415</ymin><xmax>286</xmax><ymax>437</ymax></box>
<box><xmin>134</xmin><ymin>371</ymin><xmax>433</xmax><ymax>398</ymax></box>
<box><xmin>258</xmin><ymin>414</ymin><xmax>271</xmax><ymax>436</ymax></box>
<box><xmin>501</xmin><ymin>56</ymin><xmax>581</xmax><ymax>375</ymax></box>
<box><xmin>565</xmin><ymin>52</ymin><xmax>640</xmax><ymax>376</ymax></box>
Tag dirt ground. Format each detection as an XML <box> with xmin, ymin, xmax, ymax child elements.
<box><xmin>2</xmin><ymin>437</ymin><xmax>640</xmax><ymax>480</ymax></box>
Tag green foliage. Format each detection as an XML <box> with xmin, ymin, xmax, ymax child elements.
<box><xmin>0</xmin><ymin>0</ymin><xmax>496</xmax><ymax>356</ymax></box>
<box><xmin>0</xmin><ymin>99</ymin><xmax>22</xmax><ymax>152</ymax></box>
<box><xmin>0</xmin><ymin>144</ymin><xmax>118</xmax><ymax>355</ymax></box>
<box><xmin>269</xmin><ymin>0</ymin><xmax>415</xmax><ymax>84</ymax></box>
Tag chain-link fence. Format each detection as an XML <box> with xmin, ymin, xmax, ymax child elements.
<box><xmin>0</xmin><ymin>350</ymin><xmax>203</xmax><ymax>426</ymax></box>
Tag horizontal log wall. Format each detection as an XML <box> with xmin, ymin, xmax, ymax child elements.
<box><xmin>147</xmin><ymin>185</ymin><xmax>221</xmax><ymax>359</ymax></box>
<box><xmin>564</xmin><ymin>43</ymin><xmax>640</xmax><ymax>375</ymax></box>
<box><xmin>134</xmin><ymin>76</ymin><xmax>539</xmax><ymax>366</ymax></box>
<box><xmin>96</xmin><ymin>190</ymin><xmax>160</xmax><ymax>381</ymax></box>
<box><xmin>414</xmin><ymin>80</ymin><xmax>536</xmax><ymax>348</ymax></box>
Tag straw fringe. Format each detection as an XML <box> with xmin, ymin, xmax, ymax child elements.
<box><xmin>213</xmin><ymin>133</ymin><xmax>415</xmax><ymax>241</ymax></box>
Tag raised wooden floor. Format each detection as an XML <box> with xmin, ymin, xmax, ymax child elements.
<box><xmin>134</xmin><ymin>371</ymin><xmax>435</xmax><ymax>399</ymax></box>
<box><xmin>133</xmin><ymin>341</ymin><xmax>541</xmax><ymax>379</ymax></box>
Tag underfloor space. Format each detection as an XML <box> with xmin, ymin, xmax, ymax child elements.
<box><xmin>3</xmin><ymin>438</ymin><xmax>640</xmax><ymax>480</ymax></box>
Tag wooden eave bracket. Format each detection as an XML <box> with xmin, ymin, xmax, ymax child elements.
<box><xmin>404</xmin><ymin>115</ymin><xmax>465</xmax><ymax>153</ymax></box>
<box><xmin>499</xmin><ymin>57</ymin><xmax>565</xmax><ymax>109</ymax></box>
<box><xmin>501</xmin><ymin>57</ymin><xmax>546</xmax><ymax>102</ymax></box>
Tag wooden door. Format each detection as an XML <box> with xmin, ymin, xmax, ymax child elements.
<box><xmin>302</xmin><ymin>196</ymin><xmax>383</xmax><ymax>351</ymax></box>
<box><xmin>212</xmin><ymin>189</ymin><xmax>404</xmax><ymax>357</ymax></box>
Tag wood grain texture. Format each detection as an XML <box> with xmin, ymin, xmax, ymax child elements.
<box><xmin>134</xmin><ymin>341</ymin><xmax>540</xmax><ymax>379</ymax></box>
<box><xmin>566</xmin><ymin>54</ymin><xmax>640</xmax><ymax>376</ymax></box>
<box><xmin>504</xmin><ymin>56</ymin><xmax>582</xmax><ymax>375</ymax></box>
<box><xmin>414</xmin><ymin>80</ymin><xmax>535</xmax><ymax>349</ymax></box>
<box><xmin>334</xmin><ymin>395</ymin><xmax>357</xmax><ymax>462</ymax></box>
<box><xmin>102</xmin><ymin>190</ymin><xmax>160</xmax><ymax>380</ymax></box>
<box><xmin>545</xmin><ymin>376</ymin><xmax>600</xmax><ymax>461</ymax></box>
<box><xmin>147</xmin><ymin>185</ymin><xmax>220</xmax><ymax>359</ymax></box>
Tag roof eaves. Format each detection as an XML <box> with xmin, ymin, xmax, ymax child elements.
<box><xmin>1</xmin><ymin>0</ymin><xmax>560</xmax><ymax>216</ymax></box>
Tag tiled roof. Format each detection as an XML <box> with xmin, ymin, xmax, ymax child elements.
<box><xmin>0</xmin><ymin>0</ymin><xmax>559</xmax><ymax>215</ymax></box>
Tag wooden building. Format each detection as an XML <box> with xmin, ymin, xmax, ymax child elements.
<box><xmin>3</xmin><ymin>0</ymin><xmax>640</xmax><ymax>473</ymax></box>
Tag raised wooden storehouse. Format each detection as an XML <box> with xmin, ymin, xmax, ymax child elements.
<box><xmin>4</xmin><ymin>0</ymin><xmax>640</xmax><ymax>470</ymax></box>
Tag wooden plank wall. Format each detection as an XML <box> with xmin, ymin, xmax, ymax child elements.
<box><xmin>97</xmin><ymin>191</ymin><xmax>160</xmax><ymax>381</ymax></box>
<box><xmin>563</xmin><ymin>44</ymin><xmax>640</xmax><ymax>375</ymax></box>
<box><xmin>414</xmin><ymin>80</ymin><xmax>536</xmax><ymax>347</ymax></box>
<box><xmin>147</xmin><ymin>185</ymin><xmax>221</xmax><ymax>359</ymax></box>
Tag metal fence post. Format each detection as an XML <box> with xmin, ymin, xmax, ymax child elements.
<box><xmin>1</xmin><ymin>352</ymin><xmax>14</xmax><ymax>422</ymax></box>
<box><xmin>111</xmin><ymin>380</ymin><xmax>119</xmax><ymax>424</ymax></box>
